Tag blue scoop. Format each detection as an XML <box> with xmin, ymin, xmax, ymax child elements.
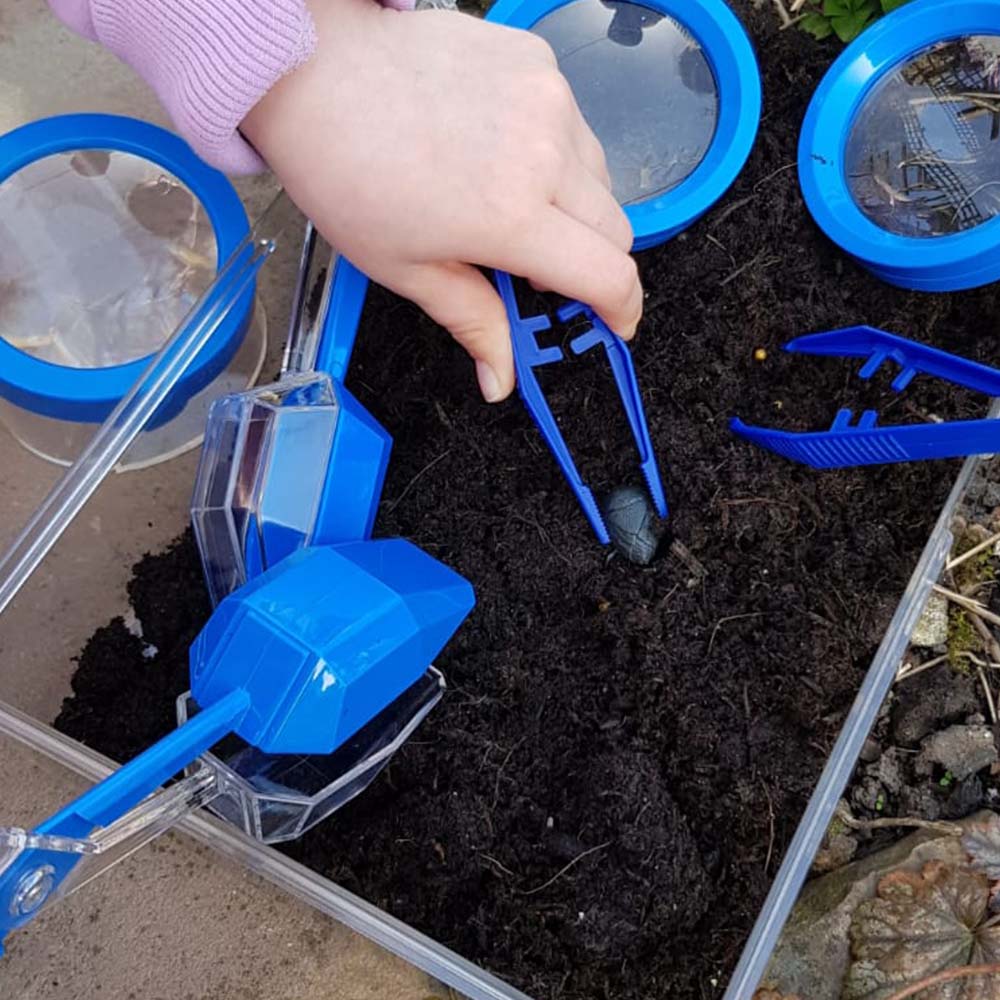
<box><xmin>0</xmin><ymin>539</ymin><xmax>474</xmax><ymax>953</ymax></box>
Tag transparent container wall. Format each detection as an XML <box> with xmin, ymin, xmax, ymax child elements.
<box><xmin>723</xmin><ymin>412</ymin><xmax>998</xmax><ymax>1000</ymax></box>
<box><xmin>190</xmin><ymin>373</ymin><xmax>339</xmax><ymax>608</ymax></box>
<box><xmin>0</xmin><ymin>149</ymin><xmax>266</xmax><ymax>470</ymax></box>
<box><xmin>178</xmin><ymin>669</ymin><xmax>445</xmax><ymax>844</ymax></box>
<box><xmin>847</xmin><ymin>35</ymin><xmax>1000</xmax><ymax>238</ymax></box>
<box><xmin>531</xmin><ymin>0</ymin><xmax>719</xmax><ymax>206</ymax></box>
<box><xmin>0</xmin><ymin>303</ymin><xmax>267</xmax><ymax>472</ymax></box>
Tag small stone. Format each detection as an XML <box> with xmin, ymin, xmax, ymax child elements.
<box><xmin>866</xmin><ymin>749</ymin><xmax>904</xmax><ymax>796</ymax></box>
<box><xmin>859</xmin><ymin>738</ymin><xmax>882</xmax><ymax>764</ymax></box>
<box><xmin>892</xmin><ymin>669</ymin><xmax>980</xmax><ymax>747</ymax></box>
<box><xmin>813</xmin><ymin>833</ymin><xmax>858</xmax><ymax>874</ymax></box>
<box><xmin>910</xmin><ymin>593</ymin><xmax>949</xmax><ymax>647</ymax></box>
<box><xmin>850</xmin><ymin>775</ymin><xmax>885</xmax><ymax>814</ymax></box>
<box><xmin>899</xmin><ymin>786</ymin><xmax>941</xmax><ymax>822</ymax></box>
<box><xmin>917</xmin><ymin>724</ymin><xmax>998</xmax><ymax>781</ymax></box>
<box><xmin>984</xmin><ymin>483</ymin><xmax>1000</xmax><ymax>508</ymax></box>
<box><xmin>943</xmin><ymin>775</ymin><xmax>984</xmax><ymax>820</ymax></box>
<box><xmin>603</xmin><ymin>486</ymin><xmax>663</xmax><ymax>566</ymax></box>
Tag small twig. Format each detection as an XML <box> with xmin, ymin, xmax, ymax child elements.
<box><xmin>978</xmin><ymin>663</ymin><xmax>999</xmax><ymax>725</ymax></box>
<box><xmin>384</xmin><ymin>450</ymin><xmax>452</xmax><ymax>514</ymax></box>
<box><xmin>767</xmin><ymin>0</ymin><xmax>793</xmax><ymax>27</ymax></box>
<box><xmin>480</xmin><ymin>854</ymin><xmax>518</xmax><ymax>879</ymax></box>
<box><xmin>883</xmin><ymin>964</ymin><xmax>1000</xmax><ymax>1000</ymax></box>
<box><xmin>951</xmin><ymin>181</ymin><xmax>1000</xmax><ymax>227</ymax></box>
<box><xmin>761</xmin><ymin>780</ymin><xmax>776</xmax><ymax>875</ymax></box>
<box><xmin>947</xmin><ymin>530</ymin><xmax>1000</xmax><ymax>573</ymax></box>
<box><xmin>934</xmin><ymin>585</ymin><xmax>1000</xmax><ymax>628</ymax></box>
<box><xmin>669</xmin><ymin>539</ymin><xmax>707</xmax><ymax>580</ymax></box>
<box><xmin>492</xmin><ymin>738</ymin><xmax>526</xmax><ymax>811</ymax></box>
<box><xmin>711</xmin><ymin>195</ymin><xmax>755</xmax><ymax>230</ymax></box>
<box><xmin>955</xmin><ymin>651</ymin><xmax>1000</xmax><ymax>672</ymax></box>
<box><xmin>836</xmin><ymin>804</ymin><xmax>962</xmax><ymax>838</ymax></box>
<box><xmin>519</xmin><ymin>842</ymin><xmax>611</xmax><ymax>896</ymax></box>
<box><xmin>895</xmin><ymin>653</ymin><xmax>949</xmax><ymax>684</ymax></box>
<box><xmin>753</xmin><ymin>163</ymin><xmax>796</xmax><ymax>193</ymax></box>
<box><xmin>705</xmin><ymin>233</ymin><xmax>736</xmax><ymax>266</ymax></box>
<box><xmin>708</xmin><ymin>613</ymin><xmax>766</xmax><ymax>655</ymax></box>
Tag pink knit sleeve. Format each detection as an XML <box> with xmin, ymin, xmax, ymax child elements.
<box><xmin>48</xmin><ymin>0</ymin><xmax>414</xmax><ymax>176</ymax></box>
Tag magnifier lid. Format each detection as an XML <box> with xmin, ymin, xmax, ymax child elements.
<box><xmin>0</xmin><ymin>114</ymin><xmax>252</xmax><ymax>422</ymax></box>
<box><xmin>799</xmin><ymin>0</ymin><xmax>1000</xmax><ymax>288</ymax></box>
<box><xmin>487</xmin><ymin>0</ymin><xmax>761</xmax><ymax>249</ymax></box>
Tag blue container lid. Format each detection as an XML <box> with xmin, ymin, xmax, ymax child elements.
<box><xmin>800</xmin><ymin>0</ymin><xmax>1000</xmax><ymax>292</ymax></box>
<box><xmin>0</xmin><ymin>114</ymin><xmax>253</xmax><ymax>423</ymax></box>
<box><xmin>486</xmin><ymin>0</ymin><xmax>761</xmax><ymax>249</ymax></box>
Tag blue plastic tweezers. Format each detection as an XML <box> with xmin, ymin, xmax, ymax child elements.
<box><xmin>495</xmin><ymin>271</ymin><xmax>667</xmax><ymax>542</ymax></box>
<box><xmin>732</xmin><ymin>326</ymin><xmax>1000</xmax><ymax>468</ymax></box>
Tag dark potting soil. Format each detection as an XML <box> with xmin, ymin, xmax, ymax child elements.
<box><xmin>56</xmin><ymin>6</ymin><xmax>1000</xmax><ymax>998</ymax></box>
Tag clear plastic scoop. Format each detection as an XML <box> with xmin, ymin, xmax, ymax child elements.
<box><xmin>0</xmin><ymin>189</ymin><xmax>293</xmax><ymax>619</ymax></box>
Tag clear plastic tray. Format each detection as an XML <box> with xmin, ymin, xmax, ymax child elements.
<box><xmin>1</xmin><ymin>430</ymin><xmax>984</xmax><ymax>1000</ymax></box>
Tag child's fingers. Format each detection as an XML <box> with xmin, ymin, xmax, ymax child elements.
<box><xmin>571</xmin><ymin>112</ymin><xmax>613</xmax><ymax>192</ymax></box>
<box><xmin>498</xmin><ymin>208</ymin><xmax>642</xmax><ymax>340</ymax></box>
<box><xmin>394</xmin><ymin>261</ymin><xmax>515</xmax><ymax>403</ymax></box>
<box><xmin>554</xmin><ymin>164</ymin><xmax>634</xmax><ymax>253</ymax></box>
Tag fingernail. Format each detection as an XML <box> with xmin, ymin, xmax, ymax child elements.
<box><xmin>476</xmin><ymin>360</ymin><xmax>504</xmax><ymax>403</ymax></box>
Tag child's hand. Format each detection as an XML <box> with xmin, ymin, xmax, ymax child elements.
<box><xmin>242</xmin><ymin>0</ymin><xmax>641</xmax><ymax>402</ymax></box>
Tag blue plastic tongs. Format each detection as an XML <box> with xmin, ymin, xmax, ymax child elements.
<box><xmin>495</xmin><ymin>271</ymin><xmax>667</xmax><ymax>543</ymax></box>
<box><xmin>732</xmin><ymin>326</ymin><xmax>1000</xmax><ymax>468</ymax></box>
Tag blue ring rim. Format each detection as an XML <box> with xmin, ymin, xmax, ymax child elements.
<box><xmin>0</xmin><ymin>114</ymin><xmax>252</xmax><ymax>422</ymax></box>
<box><xmin>486</xmin><ymin>0</ymin><xmax>762</xmax><ymax>250</ymax></box>
<box><xmin>799</xmin><ymin>0</ymin><xmax>1000</xmax><ymax>286</ymax></box>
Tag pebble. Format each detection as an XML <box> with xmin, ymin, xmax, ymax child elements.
<box><xmin>892</xmin><ymin>670</ymin><xmax>980</xmax><ymax>747</ymax></box>
<box><xmin>911</xmin><ymin>592</ymin><xmax>949</xmax><ymax>647</ymax></box>
<box><xmin>917</xmin><ymin>724</ymin><xmax>999</xmax><ymax>781</ymax></box>
<box><xmin>859</xmin><ymin>738</ymin><xmax>882</xmax><ymax>764</ymax></box>
<box><xmin>602</xmin><ymin>486</ymin><xmax>663</xmax><ymax>566</ymax></box>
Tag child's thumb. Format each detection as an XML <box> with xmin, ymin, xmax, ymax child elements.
<box><xmin>398</xmin><ymin>261</ymin><xmax>515</xmax><ymax>403</ymax></box>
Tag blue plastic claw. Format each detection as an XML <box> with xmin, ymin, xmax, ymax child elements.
<box><xmin>732</xmin><ymin>326</ymin><xmax>1000</xmax><ymax>469</ymax></box>
<box><xmin>495</xmin><ymin>271</ymin><xmax>667</xmax><ymax>543</ymax></box>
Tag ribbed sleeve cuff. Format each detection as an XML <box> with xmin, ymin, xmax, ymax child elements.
<box><xmin>88</xmin><ymin>0</ymin><xmax>319</xmax><ymax>175</ymax></box>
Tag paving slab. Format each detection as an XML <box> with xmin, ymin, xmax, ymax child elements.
<box><xmin>0</xmin><ymin>5</ymin><xmax>441</xmax><ymax>998</ymax></box>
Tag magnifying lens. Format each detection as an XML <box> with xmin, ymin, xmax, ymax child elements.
<box><xmin>487</xmin><ymin>0</ymin><xmax>761</xmax><ymax>248</ymax></box>
<box><xmin>0</xmin><ymin>114</ymin><xmax>263</xmax><ymax>469</ymax></box>
<box><xmin>800</xmin><ymin>0</ymin><xmax>1000</xmax><ymax>291</ymax></box>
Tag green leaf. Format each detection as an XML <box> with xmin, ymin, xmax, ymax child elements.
<box><xmin>880</xmin><ymin>0</ymin><xmax>911</xmax><ymax>11</ymax></box>
<box><xmin>830</xmin><ymin>7</ymin><xmax>874</xmax><ymax>42</ymax></box>
<box><xmin>800</xmin><ymin>11</ymin><xmax>834</xmax><ymax>38</ymax></box>
<box><xmin>822</xmin><ymin>0</ymin><xmax>849</xmax><ymax>15</ymax></box>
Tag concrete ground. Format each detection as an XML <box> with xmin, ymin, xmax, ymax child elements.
<box><xmin>0</xmin><ymin>4</ymin><xmax>446</xmax><ymax>997</ymax></box>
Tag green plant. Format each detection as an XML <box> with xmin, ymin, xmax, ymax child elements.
<box><xmin>948</xmin><ymin>609</ymin><xmax>984</xmax><ymax>668</ymax></box>
<box><xmin>799</xmin><ymin>0</ymin><xmax>912</xmax><ymax>44</ymax></box>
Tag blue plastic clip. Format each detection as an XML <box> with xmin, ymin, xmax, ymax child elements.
<box><xmin>731</xmin><ymin>326</ymin><xmax>1000</xmax><ymax>468</ymax></box>
<box><xmin>495</xmin><ymin>271</ymin><xmax>667</xmax><ymax>542</ymax></box>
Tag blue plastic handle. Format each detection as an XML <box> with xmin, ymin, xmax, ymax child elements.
<box><xmin>495</xmin><ymin>271</ymin><xmax>667</xmax><ymax>542</ymax></box>
<box><xmin>732</xmin><ymin>326</ymin><xmax>1000</xmax><ymax>468</ymax></box>
<box><xmin>0</xmin><ymin>690</ymin><xmax>249</xmax><ymax>954</ymax></box>
<box><xmin>314</xmin><ymin>258</ymin><xmax>370</xmax><ymax>382</ymax></box>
